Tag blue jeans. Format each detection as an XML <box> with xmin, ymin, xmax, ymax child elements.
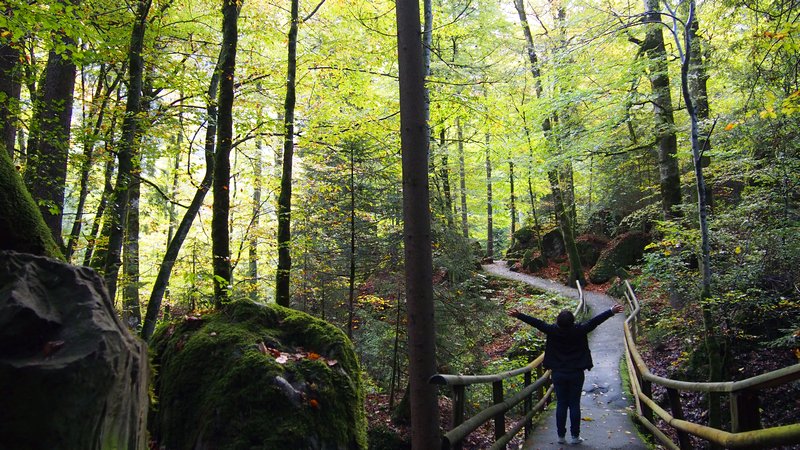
<box><xmin>552</xmin><ymin>369</ymin><xmax>585</xmax><ymax>437</ymax></box>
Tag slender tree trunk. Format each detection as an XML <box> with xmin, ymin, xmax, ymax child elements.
<box><xmin>122</xmin><ymin>159</ymin><xmax>141</xmax><ymax>329</ymax></box>
<box><xmin>85</xmin><ymin>152</ymin><xmax>116</xmax><ymax>267</ymax></box>
<box><xmin>141</xmin><ymin>58</ymin><xmax>221</xmax><ymax>341</ymax></box>
<box><xmin>249</xmin><ymin>140</ymin><xmax>262</xmax><ymax>300</ymax></box>
<box><xmin>510</xmin><ymin>161</ymin><xmax>516</xmax><ymax>238</ymax></box>
<box><xmin>676</xmin><ymin>1</ymin><xmax>723</xmax><ymax>431</ymax></box>
<box><xmin>276</xmin><ymin>0</ymin><xmax>299</xmax><ymax>307</ymax></box>
<box><xmin>457</xmin><ymin>117</ymin><xmax>468</xmax><ymax>238</ymax></box>
<box><xmin>166</xmin><ymin>136</ymin><xmax>181</xmax><ymax>247</ymax></box>
<box><xmin>439</xmin><ymin>129</ymin><xmax>454</xmax><ymax>227</ymax></box>
<box><xmin>24</xmin><ymin>0</ymin><xmax>80</xmax><ymax>250</ymax></box>
<box><xmin>347</xmin><ymin>143</ymin><xmax>356</xmax><ymax>339</ymax></box>
<box><xmin>396</xmin><ymin>0</ymin><xmax>440</xmax><ymax>445</ymax></box>
<box><xmin>103</xmin><ymin>0</ymin><xmax>152</xmax><ymax>300</ymax></box>
<box><xmin>485</xmin><ymin>132</ymin><xmax>493</xmax><ymax>260</ymax></box>
<box><xmin>66</xmin><ymin>64</ymin><xmax>121</xmax><ymax>261</ymax></box>
<box><xmin>212</xmin><ymin>0</ymin><xmax>240</xmax><ymax>307</ymax></box>
<box><xmin>642</xmin><ymin>0</ymin><xmax>682</xmax><ymax>219</ymax></box>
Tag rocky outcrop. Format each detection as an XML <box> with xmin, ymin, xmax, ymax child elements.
<box><xmin>0</xmin><ymin>251</ymin><xmax>148</xmax><ymax>449</ymax></box>
<box><xmin>150</xmin><ymin>300</ymin><xmax>368</xmax><ymax>450</ymax></box>
<box><xmin>588</xmin><ymin>232</ymin><xmax>651</xmax><ymax>284</ymax></box>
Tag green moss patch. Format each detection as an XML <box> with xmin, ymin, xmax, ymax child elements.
<box><xmin>149</xmin><ymin>301</ymin><xmax>367</xmax><ymax>450</ymax></box>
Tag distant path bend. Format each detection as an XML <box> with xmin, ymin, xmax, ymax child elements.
<box><xmin>483</xmin><ymin>262</ymin><xmax>647</xmax><ymax>450</ymax></box>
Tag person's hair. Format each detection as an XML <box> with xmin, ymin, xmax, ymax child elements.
<box><xmin>556</xmin><ymin>310</ymin><xmax>575</xmax><ymax>328</ymax></box>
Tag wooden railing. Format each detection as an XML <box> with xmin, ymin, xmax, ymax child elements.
<box><xmin>429</xmin><ymin>286</ymin><xmax>587</xmax><ymax>450</ymax></box>
<box><xmin>622</xmin><ymin>281</ymin><xmax>800</xmax><ymax>449</ymax></box>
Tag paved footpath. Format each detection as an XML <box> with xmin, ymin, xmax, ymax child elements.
<box><xmin>483</xmin><ymin>262</ymin><xmax>648</xmax><ymax>450</ymax></box>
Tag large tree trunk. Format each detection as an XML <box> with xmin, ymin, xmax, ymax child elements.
<box><xmin>212</xmin><ymin>0</ymin><xmax>240</xmax><ymax>307</ymax></box>
<box><xmin>24</xmin><ymin>1</ymin><xmax>80</xmax><ymax>250</ymax></box>
<box><xmin>103</xmin><ymin>0</ymin><xmax>152</xmax><ymax>300</ymax></box>
<box><xmin>347</xmin><ymin>143</ymin><xmax>356</xmax><ymax>339</ymax></box>
<box><xmin>141</xmin><ymin>65</ymin><xmax>219</xmax><ymax>341</ymax></box>
<box><xmin>396</xmin><ymin>0</ymin><xmax>440</xmax><ymax>446</ymax></box>
<box><xmin>0</xmin><ymin>21</ymin><xmax>21</xmax><ymax>158</ymax></box>
<box><xmin>276</xmin><ymin>0</ymin><xmax>299</xmax><ymax>307</ymax></box>
<box><xmin>642</xmin><ymin>0</ymin><xmax>682</xmax><ymax>219</ymax></box>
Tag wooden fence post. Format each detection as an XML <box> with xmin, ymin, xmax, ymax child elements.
<box><xmin>453</xmin><ymin>385</ymin><xmax>465</xmax><ymax>450</ymax></box>
<box><xmin>493</xmin><ymin>380</ymin><xmax>505</xmax><ymax>449</ymax></box>
<box><xmin>667</xmin><ymin>388</ymin><xmax>692</xmax><ymax>449</ymax></box>
<box><xmin>731</xmin><ymin>390</ymin><xmax>761</xmax><ymax>433</ymax></box>
<box><xmin>524</xmin><ymin>371</ymin><xmax>532</xmax><ymax>438</ymax></box>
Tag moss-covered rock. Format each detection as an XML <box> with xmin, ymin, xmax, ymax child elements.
<box><xmin>588</xmin><ymin>231</ymin><xmax>651</xmax><ymax>284</ymax></box>
<box><xmin>540</xmin><ymin>228</ymin><xmax>565</xmax><ymax>260</ymax></box>
<box><xmin>575</xmin><ymin>234</ymin><xmax>609</xmax><ymax>268</ymax></box>
<box><xmin>505</xmin><ymin>226</ymin><xmax>538</xmax><ymax>259</ymax></box>
<box><xmin>149</xmin><ymin>301</ymin><xmax>367</xmax><ymax>450</ymax></box>
<box><xmin>521</xmin><ymin>249</ymin><xmax>547</xmax><ymax>272</ymax></box>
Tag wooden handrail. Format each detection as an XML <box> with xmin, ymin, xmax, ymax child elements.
<box><xmin>622</xmin><ymin>280</ymin><xmax>800</xmax><ymax>449</ymax></box>
<box><xmin>429</xmin><ymin>280</ymin><xmax>587</xmax><ymax>449</ymax></box>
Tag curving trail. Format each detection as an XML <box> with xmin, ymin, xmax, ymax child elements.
<box><xmin>483</xmin><ymin>262</ymin><xmax>648</xmax><ymax>450</ymax></box>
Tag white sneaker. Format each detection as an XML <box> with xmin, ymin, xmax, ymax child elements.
<box><xmin>569</xmin><ymin>436</ymin><xmax>584</xmax><ymax>445</ymax></box>
<box><xmin>557</xmin><ymin>436</ymin><xmax>567</xmax><ymax>444</ymax></box>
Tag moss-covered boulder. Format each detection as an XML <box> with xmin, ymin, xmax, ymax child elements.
<box><xmin>149</xmin><ymin>301</ymin><xmax>367</xmax><ymax>450</ymax></box>
<box><xmin>521</xmin><ymin>249</ymin><xmax>547</xmax><ymax>272</ymax></box>
<box><xmin>588</xmin><ymin>231</ymin><xmax>651</xmax><ymax>284</ymax></box>
<box><xmin>541</xmin><ymin>228</ymin><xmax>565</xmax><ymax>260</ymax></box>
<box><xmin>505</xmin><ymin>226</ymin><xmax>538</xmax><ymax>259</ymax></box>
<box><xmin>575</xmin><ymin>234</ymin><xmax>609</xmax><ymax>268</ymax></box>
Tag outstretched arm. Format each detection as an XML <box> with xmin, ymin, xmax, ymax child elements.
<box><xmin>581</xmin><ymin>303</ymin><xmax>624</xmax><ymax>332</ymax></box>
<box><xmin>508</xmin><ymin>308</ymin><xmax>556</xmax><ymax>333</ymax></box>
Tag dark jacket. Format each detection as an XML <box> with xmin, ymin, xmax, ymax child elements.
<box><xmin>514</xmin><ymin>309</ymin><xmax>615</xmax><ymax>371</ymax></box>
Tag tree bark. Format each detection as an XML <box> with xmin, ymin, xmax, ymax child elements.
<box><xmin>249</xmin><ymin>140</ymin><xmax>262</xmax><ymax>300</ymax></box>
<box><xmin>396</xmin><ymin>0</ymin><xmax>440</xmax><ymax>445</ymax></box>
<box><xmin>0</xmin><ymin>21</ymin><xmax>21</xmax><ymax>158</ymax></box>
<box><xmin>103</xmin><ymin>0</ymin><xmax>152</xmax><ymax>300</ymax></box>
<box><xmin>457</xmin><ymin>116</ymin><xmax>468</xmax><ymax>238</ymax></box>
<box><xmin>642</xmin><ymin>0</ymin><xmax>682</xmax><ymax>219</ymax></box>
<box><xmin>276</xmin><ymin>0</ymin><xmax>299</xmax><ymax>307</ymax></box>
<box><xmin>485</xmin><ymin>132</ymin><xmax>493</xmax><ymax>260</ymax></box>
<box><xmin>24</xmin><ymin>0</ymin><xmax>80</xmax><ymax>250</ymax></box>
<box><xmin>122</xmin><ymin>160</ymin><xmax>141</xmax><ymax>329</ymax></box>
<box><xmin>509</xmin><ymin>161</ymin><xmax>516</xmax><ymax>238</ymax></box>
<box><xmin>212</xmin><ymin>0</ymin><xmax>240</xmax><ymax>307</ymax></box>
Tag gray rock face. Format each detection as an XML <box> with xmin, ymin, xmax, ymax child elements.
<box><xmin>0</xmin><ymin>251</ymin><xmax>148</xmax><ymax>450</ymax></box>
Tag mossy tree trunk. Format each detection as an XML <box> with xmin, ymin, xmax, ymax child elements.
<box><xmin>457</xmin><ymin>116</ymin><xmax>469</xmax><ymax>238</ymax></box>
<box><xmin>641</xmin><ymin>0</ymin><xmax>682</xmax><ymax>220</ymax></box>
<box><xmin>211</xmin><ymin>0</ymin><xmax>240</xmax><ymax>307</ymax></box>
<box><xmin>0</xmin><ymin>146</ymin><xmax>63</xmax><ymax>259</ymax></box>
